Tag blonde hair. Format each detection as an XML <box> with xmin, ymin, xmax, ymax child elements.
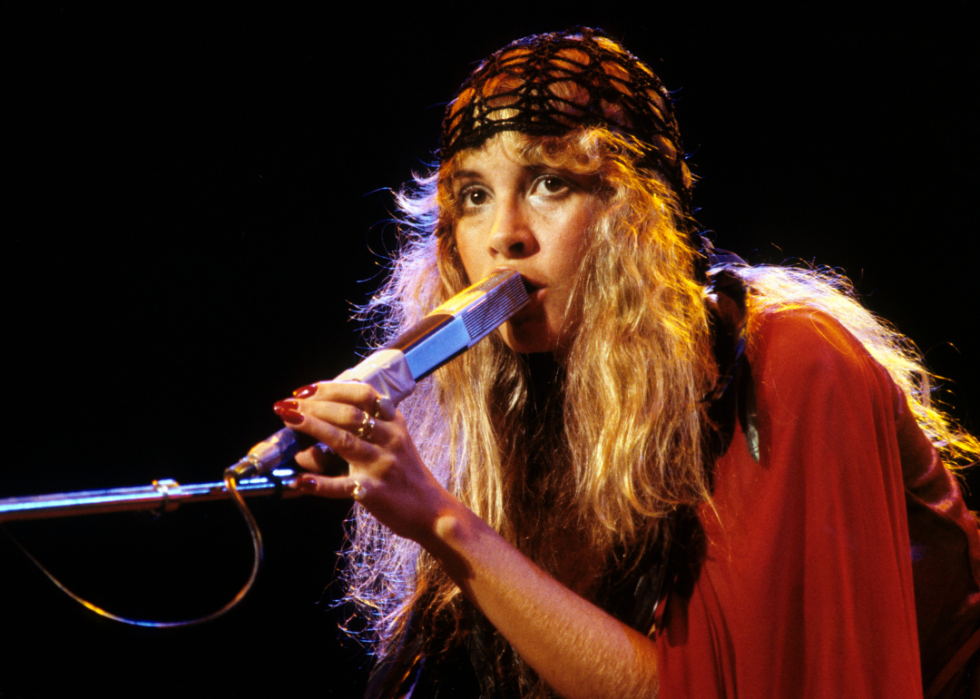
<box><xmin>340</xmin><ymin>128</ymin><xmax>980</xmax><ymax>689</ymax></box>
<box><xmin>343</xmin><ymin>127</ymin><xmax>715</xmax><ymax>660</ymax></box>
<box><xmin>738</xmin><ymin>265</ymin><xmax>980</xmax><ymax>465</ymax></box>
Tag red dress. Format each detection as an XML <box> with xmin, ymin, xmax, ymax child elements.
<box><xmin>657</xmin><ymin>309</ymin><xmax>980</xmax><ymax>698</ymax></box>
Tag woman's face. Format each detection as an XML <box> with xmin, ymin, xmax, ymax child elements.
<box><xmin>452</xmin><ymin>137</ymin><xmax>599</xmax><ymax>354</ymax></box>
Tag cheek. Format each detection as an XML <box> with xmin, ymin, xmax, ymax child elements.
<box><xmin>453</xmin><ymin>226</ymin><xmax>482</xmax><ymax>282</ymax></box>
<box><xmin>552</xmin><ymin>212</ymin><xmax>593</xmax><ymax>276</ymax></box>
<box><xmin>440</xmin><ymin>234</ymin><xmax>469</xmax><ymax>288</ymax></box>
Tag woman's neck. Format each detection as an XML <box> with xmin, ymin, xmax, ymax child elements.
<box><xmin>524</xmin><ymin>352</ymin><xmax>564</xmax><ymax>411</ymax></box>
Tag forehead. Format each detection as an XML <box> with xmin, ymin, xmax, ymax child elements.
<box><xmin>448</xmin><ymin>135</ymin><xmax>539</xmax><ymax>189</ymax></box>
<box><xmin>456</xmin><ymin>135</ymin><xmax>523</xmax><ymax>167</ymax></box>
<box><xmin>458</xmin><ymin>132</ymin><xmax>532</xmax><ymax>165</ymax></box>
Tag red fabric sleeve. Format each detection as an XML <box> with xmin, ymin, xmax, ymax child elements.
<box><xmin>658</xmin><ymin>309</ymin><xmax>923</xmax><ymax>698</ymax></box>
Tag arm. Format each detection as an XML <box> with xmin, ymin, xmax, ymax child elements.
<box><xmin>724</xmin><ymin>309</ymin><xmax>922</xmax><ymax>696</ymax></box>
<box><xmin>276</xmin><ymin>382</ymin><xmax>660</xmax><ymax>699</ymax></box>
<box><xmin>648</xmin><ymin>308</ymin><xmax>925</xmax><ymax>698</ymax></box>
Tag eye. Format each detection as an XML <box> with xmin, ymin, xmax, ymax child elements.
<box><xmin>542</xmin><ymin>176</ymin><xmax>566</xmax><ymax>193</ymax></box>
<box><xmin>458</xmin><ymin>185</ymin><xmax>490</xmax><ymax>212</ymax></box>
<box><xmin>533</xmin><ymin>174</ymin><xmax>571</xmax><ymax>197</ymax></box>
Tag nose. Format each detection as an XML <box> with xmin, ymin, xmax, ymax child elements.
<box><xmin>488</xmin><ymin>195</ymin><xmax>537</xmax><ymax>259</ymax></box>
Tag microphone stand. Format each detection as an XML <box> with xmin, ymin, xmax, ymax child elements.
<box><xmin>0</xmin><ymin>270</ymin><xmax>529</xmax><ymax>623</ymax></box>
<box><xmin>1</xmin><ymin>269</ymin><xmax>530</xmax><ymax>524</ymax></box>
<box><xmin>0</xmin><ymin>469</ymin><xmax>305</xmax><ymax>522</ymax></box>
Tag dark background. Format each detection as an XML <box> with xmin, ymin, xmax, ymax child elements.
<box><xmin>2</xmin><ymin>3</ymin><xmax>977</xmax><ymax>697</ymax></box>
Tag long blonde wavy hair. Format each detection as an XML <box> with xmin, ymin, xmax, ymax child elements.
<box><xmin>339</xmin><ymin>122</ymin><xmax>980</xmax><ymax>675</ymax></box>
<box><xmin>335</xmin><ymin>122</ymin><xmax>980</xmax><ymax>699</ymax></box>
<box><xmin>342</xmin><ymin>125</ymin><xmax>712</xmax><ymax>656</ymax></box>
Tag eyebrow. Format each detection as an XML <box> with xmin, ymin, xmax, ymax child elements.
<box><xmin>450</xmin><ymin>167</ymin><xmax>602</xmax><ymax>198</ymax></box>
<box><xmin>452</xmin><ymin>169</ymin><xmax>484</xmax><ymax>182</ymax></box>
<box><xmin>451</xmin><ymin>164</ymin><xmax>549</xmax><ymax>183</ymax></box>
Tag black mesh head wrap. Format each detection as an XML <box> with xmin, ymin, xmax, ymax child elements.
<box><xmin>439</xmin><ymin>27</ymin><xmax>695</xmax><ymax>226</ymax></box>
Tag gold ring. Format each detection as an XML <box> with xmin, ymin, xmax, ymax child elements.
<box><xmin>351</xmin><ymin>481</ymin><xmax>365</xmax><ymax>500</ymax></box>
<box><xmin>357</xmin><ymin>413</ymin><xmax>376</xmax><ymax>442</ymax></box>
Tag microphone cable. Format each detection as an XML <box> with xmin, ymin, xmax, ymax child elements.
<box><xmin>2</xmin><ymin>468</ymin><xmax>263</xmax><ymax>628</ymax></box>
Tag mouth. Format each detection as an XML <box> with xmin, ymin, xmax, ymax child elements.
<box><xmin>490</xmin><ymin>267</ymin><xmax>541</xmax><ymax>296</ymax></box>
<box><xmin>513</xmin><ymin>277</ymin><xmax>545</xmax><ymax>324</ymax></box>
<box><xmin>521</xmin><ymin>277</ymin><xmax>539</xmax><ymax>295</ymax></box>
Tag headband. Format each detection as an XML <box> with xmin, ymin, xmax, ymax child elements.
<box><xmin>439</xmin><ymin>27</ymin><xmax>693</xmax><ymax>222</ymax></box>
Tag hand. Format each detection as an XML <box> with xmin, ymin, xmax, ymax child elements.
<box><xmin>273</xmin><ymin>381</ymin><xmax>454</xmax><ymax>543</ymax></box>
<box><xmin>275</xmin><ymin>389</ymin><xmax>660</xmax><ymax>699</ymax></box>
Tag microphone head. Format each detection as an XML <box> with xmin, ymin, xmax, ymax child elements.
<box><xmin>388</xmin><ymin>270</ymin><xmax>529</xmax><ymax>380</ymax></box>
<box><xmin>235</xmin><ymin>271</ymin><xmax>529</xmax><ymax>477</ymax></box>
<box><xmin>434</xmin><ymin>270</ymin><xmax>529</xmax><ymax>347</ymax></box>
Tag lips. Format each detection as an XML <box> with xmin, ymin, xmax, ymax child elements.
<box><xmin>489</xmin><ymin>267</ymin><xmax>541</xmax><ymax>294</ymax></box>
<box><xmin>489</xmin><ymin>268</ymin><xmax>543</xmax><ymax>317</ymax></box>
<box><xmin>509</xmin><ymin>281</ymin><xmax>543</xmax><ymax>324</ymax></box>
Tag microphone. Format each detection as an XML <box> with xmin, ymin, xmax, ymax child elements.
<box><xmin>229</xmin><ymin>270</ymin><xmax>529</xmax><ymax>477</ymax></box>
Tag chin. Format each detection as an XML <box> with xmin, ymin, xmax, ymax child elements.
<box><xmin>499</xmin><ymin>323</ymin><xmax>561</xmax><ymax>355</ymax></box>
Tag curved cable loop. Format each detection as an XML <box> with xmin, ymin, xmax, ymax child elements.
<box><xmin>3</xmin><ymin>470</ymin><xmax>264</xmax><ymax>628</ymax></box>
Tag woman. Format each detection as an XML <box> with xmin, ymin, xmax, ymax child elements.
<box><xmin>274</xmin><ymin>28</ymin><xmax>980</xmax><ymax>698</ymax></box>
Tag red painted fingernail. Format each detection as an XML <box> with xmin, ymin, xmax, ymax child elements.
<box><xmin>273</xmin><ymin>400</ymin><xmax>298</xmax><ymax>415</ymax></box>
<box><xmin>298</xmin><ymin>475</ymin><xmax>318</xmax><ymax>492</ymax></box>
<box><xmin>280</xmin><ymin>409</ymin><xmax>304</xmax><ymax>425</ymax></box>
<box><xmin>292</xmin><ymin>384</ymin><xmax>317</xmax><ymax>398</ymax></box>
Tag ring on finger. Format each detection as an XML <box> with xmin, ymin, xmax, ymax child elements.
<box><xmin>372</xmin><ymin>395</ymin><xmax>394</xmax><ymax>420</ymax></box>
<box><xmin>356</xmin><ymin>412</ymin><xmax>376</xmax><ymax>442</ymax></box>
<box><xmin>351</xmin><ymin>480</ymin><xmax>366</xmax><ymax>501</ymax></box>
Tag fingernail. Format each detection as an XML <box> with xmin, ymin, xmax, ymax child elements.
<box><xmin>297</xmin><ymin>475</ymin><xmax>318</xmax><ymax>492</ymax></box>
<box><xmin>276</xmin><ymin>408</ymin><xmax>306</xmax><ymax>425</ymax></box>
<box><xmin>292</xmin><ymin>384</ymin><xmax>318</xmax><ymax>398</ymax></box>
<box><xmin>273</xmin><ymin>400</ymin><xmax>298</xmax><ymax>415</ymax></box>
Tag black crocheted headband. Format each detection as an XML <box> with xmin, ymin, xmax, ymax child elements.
<box><xmin>439</xmin><ymin>27</ymin><xmax>693</xmax><ymax>219</ymax></box>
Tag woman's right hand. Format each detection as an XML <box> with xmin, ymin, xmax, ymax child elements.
<box><xmin>275</xmin><ymin>383</ymin><xmax>661</xmax><ymax>699</ymax></box>
<box><xmin>272</xmin><ymin>381</ymin><xmax>457</xmax><ymax>545</ymax></box>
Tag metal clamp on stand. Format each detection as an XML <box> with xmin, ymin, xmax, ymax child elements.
<box><xmin>150</xmin><ymin>478</ymin><xmax>180</xmax><ymax>518</ymax></box>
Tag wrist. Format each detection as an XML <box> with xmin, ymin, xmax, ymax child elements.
<box><xmin>417</xmin><ymin>500</ymin><xmax>490</xmax><ymax>584</ymax></box>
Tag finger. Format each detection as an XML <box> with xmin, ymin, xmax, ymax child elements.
<box><xmin>277</xmin><ymin>406</ymin><xmax>381</xmax><ymax>464</ymax></box>
<box><xmin>293</xmin><ymin>473</ymin><xmax>360</xmax><ymax>500</ymax></box>
<box><xmin>290</xmin><ymin>382</ymin><xmax>396</xmax><ymax>421</ymax></box>
<box><xmin>294</xmin><ymin>443</ymin><xmax>348</xmax><ymax>476</ymax></box>
<box><xmin>291</xmin><ymin>380</ymin><xmax>376</xmax><ymax>406</ymax></box>
<box><xmin>276</xmin><ymin>399</ymin><xmax>387</xmax><ymax>448</ymax></box>
<box><xmin>275</xmin><ymin>399</ymin><xmax>370</xmax><ymax>434</ymax></box>
<box><xmin>371</xmin><ymin>394</ymin><xmax>397</xmax><ymax>421</ymax></box>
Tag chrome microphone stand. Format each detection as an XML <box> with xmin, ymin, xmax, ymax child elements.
<box><xmin>0</xmin><ymin>468</ymin><xmax>305</xmax><ymax>522</ymax></box>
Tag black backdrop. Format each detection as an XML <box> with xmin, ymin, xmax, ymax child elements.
<box><xmin>2</xmin><ymin>4</ymin><xmax>977</xmax><ymax>698</ymax></box>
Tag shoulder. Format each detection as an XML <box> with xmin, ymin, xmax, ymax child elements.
<box><xmin>750</xmin><ymin>306</ymin><xmax>871</xmax><ymax>368</ymax></box>
<box><xmin>747</xmin><ymin>306</ymin><xmax>888</xmax><ymax>392</ymax></box>
<box><xmin>743</xmin><ymin>306</ymin><xmax>902</xmax><ymax>443</ymax></box>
